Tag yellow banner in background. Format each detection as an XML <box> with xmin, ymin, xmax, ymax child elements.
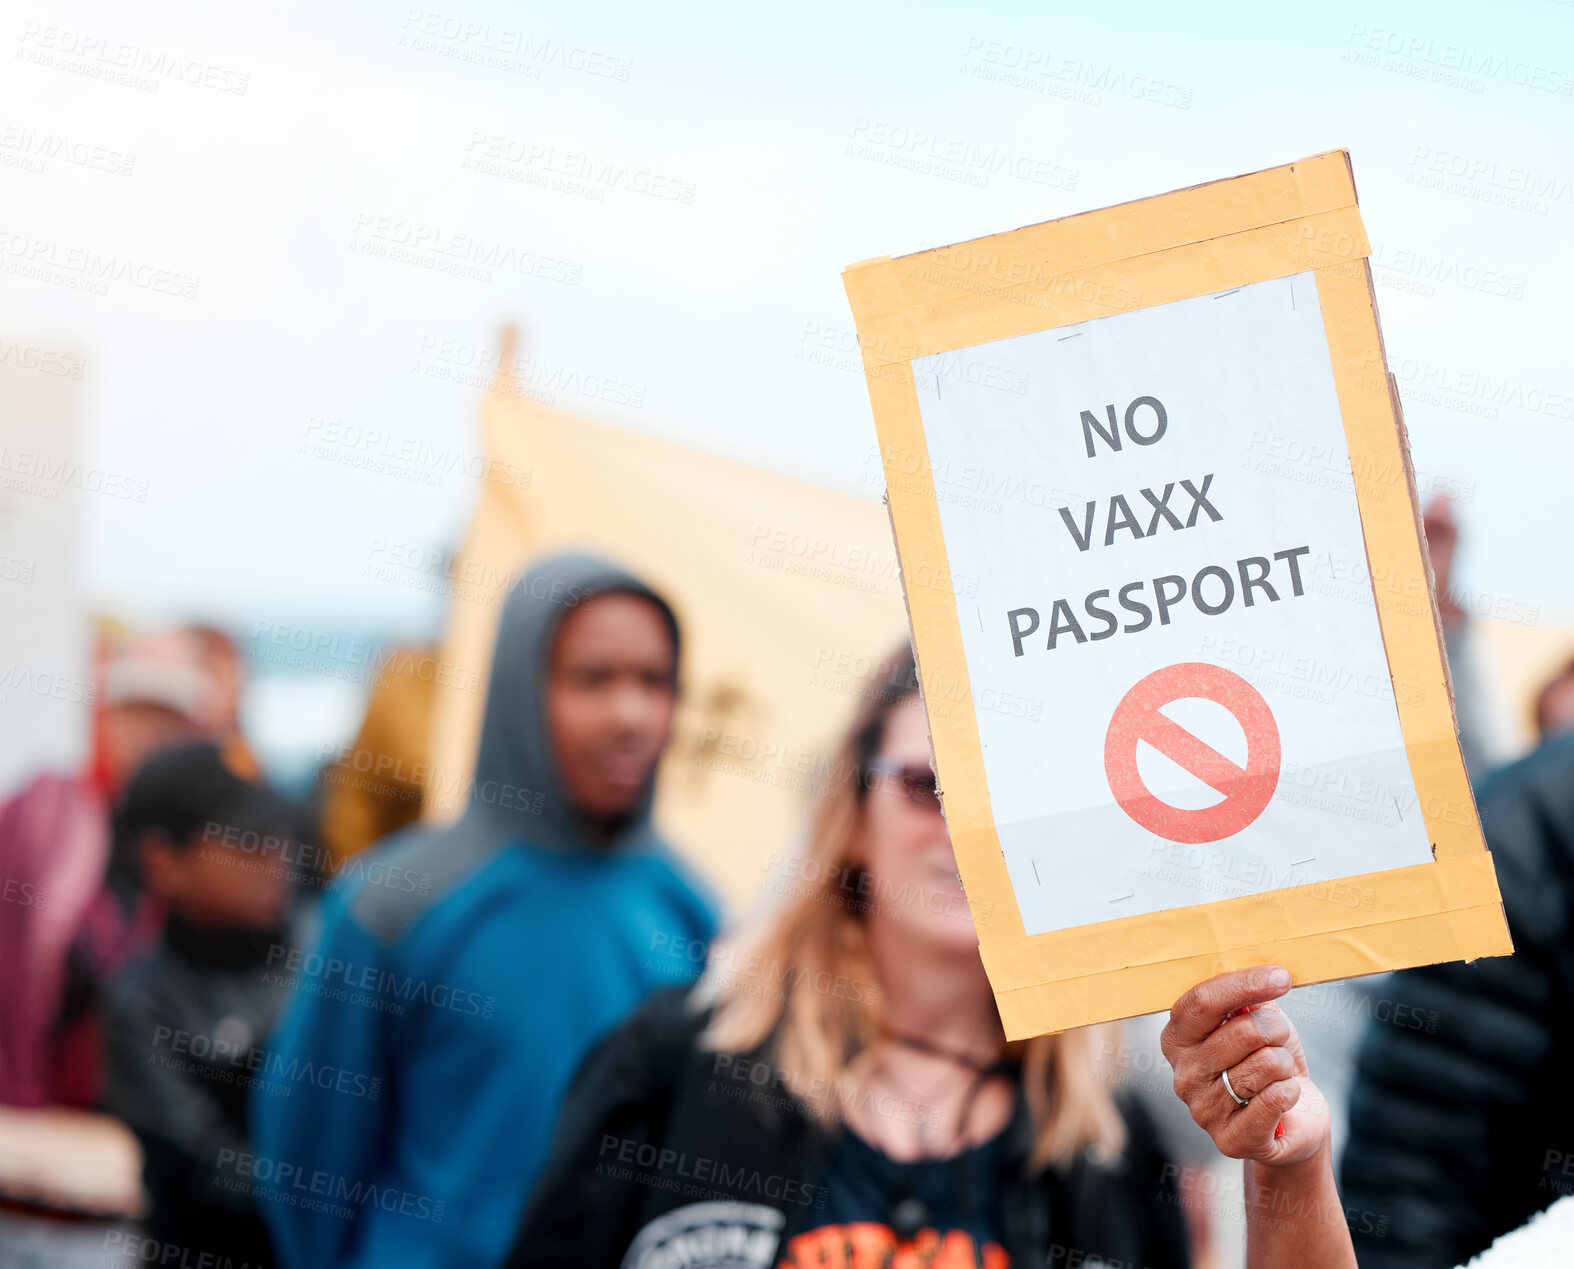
<box><xmin>422</xmin><ymin>330</ymin><xmax>907</xmax><ymax>909</ymax></box>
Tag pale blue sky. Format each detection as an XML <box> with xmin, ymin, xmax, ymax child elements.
<box><xmin>6</xmin><ymin>0</ymin><xmax>1571</xmax><ymax>637</ymax></box>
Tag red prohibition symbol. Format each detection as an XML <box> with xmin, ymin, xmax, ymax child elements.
<box><xmin>1103</xmin><ymin>662</ymin><xmax>1281</xmax><ymax>844</ymax></box>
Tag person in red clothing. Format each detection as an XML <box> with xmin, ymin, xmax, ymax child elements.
<box><xmin>0</xmin><ymin>631</ymin><xmax>217</xmax><ymax>1108</ymax></box>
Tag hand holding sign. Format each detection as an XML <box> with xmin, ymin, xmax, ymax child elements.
<box><xmin>1162</xmin><ymin>967</ymin><xmax>1356</xmax><ymax>1268</ymax></box>
<box><xmin>1161</xmin><ymin>966</ymin><xmax>1331</xmax><ymax>1166</ymax></box>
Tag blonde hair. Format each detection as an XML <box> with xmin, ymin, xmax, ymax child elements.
<box><xmin>699</xmin><ymin>647</ymin><xmax>1125</xmax><ymax>1172</ymax></box>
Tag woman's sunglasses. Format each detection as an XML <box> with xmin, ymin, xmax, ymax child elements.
<box><xmin>862</xmin><ymin>757</ymin><xmax>942</xmax><ymax>813</ymax></box>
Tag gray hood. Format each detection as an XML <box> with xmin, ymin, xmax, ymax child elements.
<box><xmin>463</xmin><ymin>551</ymin><xmax>681</xmax><ymax>855</ymax></box>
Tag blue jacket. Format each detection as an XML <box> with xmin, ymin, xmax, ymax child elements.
<box><xmin>250</xmin><ymin>556</ymin><xmax>719</xmax><ymax>1269</ymax></box>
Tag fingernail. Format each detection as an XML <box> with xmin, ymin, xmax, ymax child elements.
<box><xmin>1269</xmin><ymin>967</ymin><xmax>1292</xmax><ymax>989</ymax></box>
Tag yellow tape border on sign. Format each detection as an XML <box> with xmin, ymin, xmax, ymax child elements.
<box><xmin>843</xmin><ymin>150</ymin><xmax>1511</xmax><ymax>1040</ymax></box>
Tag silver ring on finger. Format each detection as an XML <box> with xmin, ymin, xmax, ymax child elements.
<box><xmin>1221</xmin><ymin>1068</ymin><xmax>1250</xmax><ymax>1107</ymax></box>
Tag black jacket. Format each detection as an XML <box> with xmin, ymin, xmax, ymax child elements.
<box><xmin>105</xmin><ymin>916</ymin><xmax>289</xmax><ymax>1268</ymax></box>
<box><xmin>1341</xmin><ymin>733</ymin><xmax>1574</xmax><ymax>1268</ymax></box>
<box><xmin>506</xmin><ymin>987</ymin><xmax>1189</xmax><ymax>1269</ymax></box>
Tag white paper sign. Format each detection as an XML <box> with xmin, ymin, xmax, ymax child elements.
<box><xmin>912</xmin><ymin>271</ymin><xmax>1435</xmax><ymax>937</ymax></box>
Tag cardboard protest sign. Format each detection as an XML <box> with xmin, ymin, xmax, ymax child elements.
<box><xmin>843</xmin><ymin>151</ymin><xmax>1512</xmax><ymax>1039</ymax></box>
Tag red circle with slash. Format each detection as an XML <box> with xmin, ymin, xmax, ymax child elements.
<box><xmin>1104</xmin><ymin>662</ymin><xmax>1281</xmax><ymax>844</ymax></box>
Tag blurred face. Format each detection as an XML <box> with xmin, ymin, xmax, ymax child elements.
<box><xmin>192</xmin><ymin>630</ymin><xmax>243</xmax><ymax>733</ymax></box>
<box><xmin>546</xmin><ymin>593</ymin><xmax>678</xmax><ymax>822</ymax></box>
<box><xmin>858</xmin><ymin>695</ymin><xmax>977</xmax><ymax>955</ymax></box>
<box><xmin>101</xmin><ymin>704</ymin><xmax>201</xmax><ymax>794</ymax></box>
<box><xmin>1539</xmin><ymin>669</ymin><xmax>1574</xmax><ymax>738</ymax></box>
<box><xmin>141</xmin><ymin>830</ymin><xmax>290</xmax><ymax>930</ymax></box>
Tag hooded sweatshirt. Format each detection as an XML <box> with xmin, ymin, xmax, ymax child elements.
<box><xmin>250</xmin><ymin>555</ymin><xmax>720</xmax><ymax>1269</ymax></box>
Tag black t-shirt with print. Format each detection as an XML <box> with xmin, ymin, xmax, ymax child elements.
<box><xmin>775</xmin><ymin>1125</ymin><xmax>1013</xmax><ymax>1268</ymax></box>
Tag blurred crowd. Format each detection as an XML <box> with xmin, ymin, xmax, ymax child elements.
<box><xmin>1</xmin><ymin>504</ymin><xmax>1572</xmax><ymax>1269</ymax></box>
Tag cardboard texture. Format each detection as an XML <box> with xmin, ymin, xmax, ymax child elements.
<box><xmin>843</xmin><ymin>151</ymin><xmax>1512</xmax><ymax>1039</ymax></box>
